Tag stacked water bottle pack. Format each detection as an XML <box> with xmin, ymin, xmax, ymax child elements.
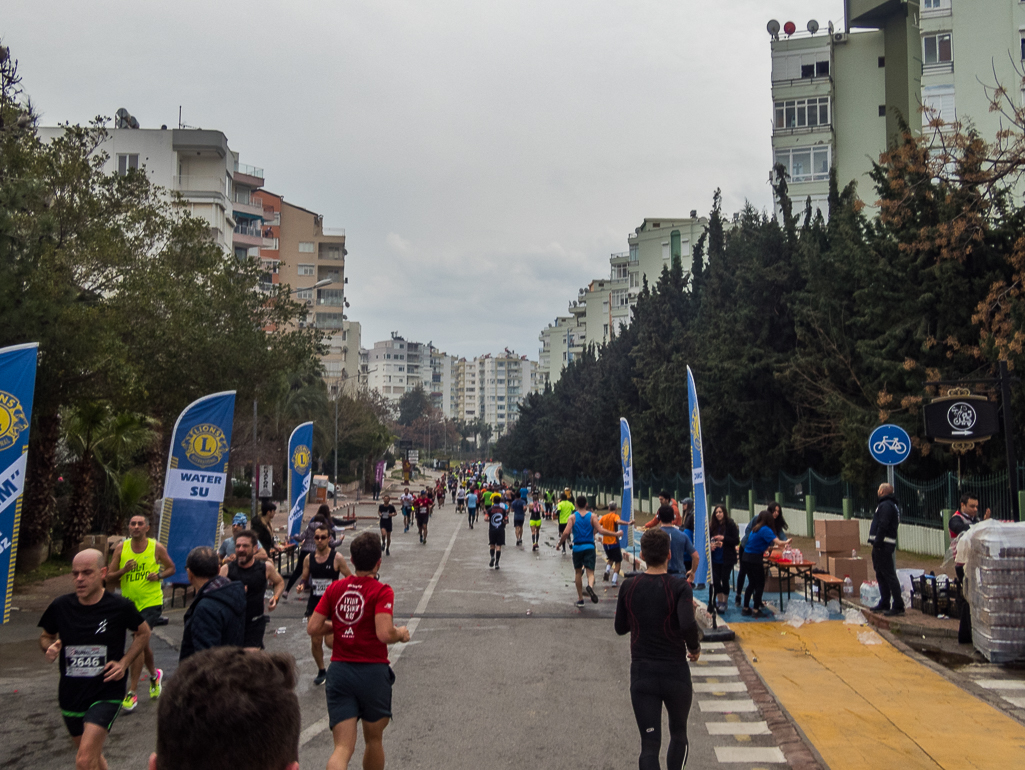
<box><xmin>963</xmin><ymin>521</ymin><xmax>1025</xmax><ymax>664</ymax></box>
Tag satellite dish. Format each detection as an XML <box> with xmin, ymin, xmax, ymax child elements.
<box><xmin>808</xmin><ymin>20</ymin><xmax>820</xmax><ymax>35</ymax></box>
<box><xmin>115</xmin><ymin>108</ymin><xmax>130</xmax><ymax>129</ymax></box>
<box><xmin>767</xmin><ymin>19</ymin><xmax>781</xmax><ymax>39</ymax></box>
<box><xmin>784</xmin><ymin>21</ymin><xmax>797</xmax><ymax>36</ymax></box>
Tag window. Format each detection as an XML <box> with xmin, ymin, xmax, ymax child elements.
<box><xmin>117</xmin><ymin>154</ymin><xmax>139</xmax><ymax>175</ymax></box>
<box><xmin>613</xmin><ymin>264</ymin><xmax>629</xmax><ymax>280</ymax></box>
<box><xmin>298</xmin><ymin>242</ymin><xmax>315</xmax><ymax>253</ymax></box>
<box><xmin>497</xmin><ymin>378</ymin><xmax>505</xmax><ymax>384</ymax></box>
<box><xmin>295</xmin><ymin>289</ymin><xmax>313</xmax><ymax>300</ymax></box>
<box><xmin>298</xmin><ymin>264</ymin><xmax>315</xmax><ymax>276</ymax></box>
<box><xmin>629</xmin><ymin>244</ymin><xmax>638</xmax><ymax>261</ymax></box>
<box><xmin>398</xmin><ymin>366</ymin><xmax>405</xmax><ymax>372</ymax></box>
<box><xmin>662</xmin><ymin>241</ymin><xmax>670</xmax><ymax>262</ymax></box>
<box><xmin>772</xmin><ymin>50</ymin><xmax>831</xmax><ymax>81</ymax></box>
<box><xmin>923</xmin><ymin>85</ymin><xmax>956</xmax><ymax>126</ymax></box>
<box><xmin>923</xmin><ymin>34</ymin><xmax>952</xmax><ymax>65</ymax></box>
<box><xmin>774</xmin><ymin>97</ymin><xmax>830</xmax><ymax>129</ymax></box>
<box><xmin>922</xmin><ymin>0</ymin><xmax>950</xmax><ymax>11</ymax></box>
<box><xmin>774</xmin><ymin>146</ymin><xmax>830</xmax><ymax>183</ymax></box>
<box><xmin>497</xmin><ymin>396</ymin><xmax>505</xmax><ymax>402</ymax></box>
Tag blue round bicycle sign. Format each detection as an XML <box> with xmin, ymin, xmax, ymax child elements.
<box><xmin>868</xmin><ymin>424</ymin><xmax>911</xmax><ymax>466</ymax></box>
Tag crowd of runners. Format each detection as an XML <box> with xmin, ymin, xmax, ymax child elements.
<box><xmin>36</xmin><ymin>461</ymin><xmax>707</xmax><ymax>770</ymax></box>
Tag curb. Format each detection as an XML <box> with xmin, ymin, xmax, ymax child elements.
<box><xmin>860</xmin><ymin>606</ymin><xmax>959</xmax><ymax>639</ymax></box>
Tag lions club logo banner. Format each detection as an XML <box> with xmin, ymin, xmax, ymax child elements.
<box><xmin>619</xmin><ymin>418</ymin><xmax>634</xmax><ymax>545</ymax></box>
<box><xmin>159</xmin><ymin>392</ymin><xmax>236</xmax><ymax>581</ymax></box>
<box><xmin>287</xmin><ymin>421</ymin><xmax>315</xmax><ymax>539</ymax></box>
<box><xmin>0</xmin><ymin>343</ymin><xmax>39</xmax><ymax>624</ymax></box>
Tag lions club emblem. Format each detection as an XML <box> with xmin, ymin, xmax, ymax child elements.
<box><xmin>181</xmin><ymin>424</ymin><xmax>228</xmax><ymax>469</ymax></box>
<box><xmin>621</xmin><ymin>437</ymin><xmax>631</xmax><ymax>467</ymax></box>
<box><xmin>292</xmin><ymin>444</ymin><xmax>311</xmax><ymax>475</ymax></box>
<box><xmin>0</xmin><ymin>391</ymin><xmax>29</xmax><ymax>452</ymax></box>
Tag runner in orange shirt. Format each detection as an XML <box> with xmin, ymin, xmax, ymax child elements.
<box><xmin>600</xmin><ymin>502</ymin><xmax>625</xmax><ymax>586</ymax></box>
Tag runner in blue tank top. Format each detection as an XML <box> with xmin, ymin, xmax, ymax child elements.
<box><xmin>557</xmin><ymin>496</ymin><xmax>620</xmax><ymax>607</ymax></box>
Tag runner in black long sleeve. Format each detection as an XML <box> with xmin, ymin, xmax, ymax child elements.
<box><xmin>615</xmin><ymin>528</ymin><xmax>701</xmax><ymax>770</ymax></box>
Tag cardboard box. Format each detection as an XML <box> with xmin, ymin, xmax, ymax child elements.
<box><xmin>814</xmin><ymin>519</ymin><xmax>860</xmax><ymax>554</ymax></box>
<box><xmin>816</xmin><ymin>551</ymin><xmax>844</xmax><ymax>572</ymax></box>
<box><xmin>828</xmin><ymin>556</ymin><xmax>869</xmax><ymax>590</ymax></box>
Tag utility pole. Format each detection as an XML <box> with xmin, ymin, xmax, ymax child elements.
<box><xmin>999</xmin><ymin>360</ymin><xmax>1020</xmax><ymax>520</ymax></box>
<box><xmin>334</xmin><ymin>383</ymin><xmax>339</xmax><ymax>499</ymax></box>
<box><xmin>251</xmin><ymin>397</ymin><xmax>258</xmax><ymax>520</ymax></box>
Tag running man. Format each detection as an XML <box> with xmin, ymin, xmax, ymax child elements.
<box><xmin>106</xmin><ymin>513</ymin><xmax>175</xmax><ymax>711</ymax></box>
<box><xmin>600</xmin><ymin>502</ymin><xmax>625</xmax><ymax>586</ymax></box>
<box><xmin>378</xmin><ymin>495</ymin><xmax>397</xmax><ymax>556</ymax></box>
<box><xmin>544</xmin><ymin>489</ymin><xmax>554</xmax><ymax>520</ymax></box>
<box><xmin>528</xmin><ymin>497</ymin><xmax>543</xmax><ymax>551</ymax></box>
<box><xmin>399</xmin><ymin>488</ymin><xmax>414</xmax><ymax>533</ymax></box>
<box><xmin>557</xmin><ymin>496</ymin><xmax>620</xmax><ymax>607</ymax></box>
<box><xmin>39</xmin><ymin>549</ymin><xmax>151</xmax><ymax>770</ymax></box>
<box><xmin>220</xmin><ymin>531</ymin><xmax>285</xmax><ymax>650</ymax></box>
<box><xmin>466</xmin><ymin>488</ymin><xmax>479</xmax><ymax>529</ymax></box>
<box><xmin>510</xmin><ymin>491</ymin><xmax>527</xmax><ymax>547</ymax></box>
<box><xmin>308</xmin><ymin>532</ymin><xmax>410</xmax><ymax>770</ymax></box>
<box><xmin>456</xmin><ymin>485</ymin><xmax>467</xmax><ymax>514</ymax></box>
<box><xmin>555</xmin><ymin>493</ymin><xmax>575</xmax><ymax>554</ymax></box>
<box><xmin>297</xmin><ymin>524</ymin><xmax>352</xmax><ymax>686</ymax></box>
<box><xmin>488</xmin><ymin>495</ymin><xmax>509</xmax><ymax>569</ymax></box>
<box><xmin>415</xmin><ymin>489</ymin><xmax>432</xmax><ymax>544</ymax></box>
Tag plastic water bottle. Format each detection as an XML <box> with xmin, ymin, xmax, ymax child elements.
<box><xmin>860</xmin><ymin>581</ymin><xmax>880</xmax><ymax>607</ymax></box>
<box><xmin>852</xmin><ymin>548</ymin><xmax>858</xmax><ymax>558</ymax></box>
<box><xmin>844</xmin><ymin>576</ymin><xmax>854</xmax><ymax>597</ymax></box>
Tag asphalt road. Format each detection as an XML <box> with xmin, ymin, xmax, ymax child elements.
<box><xmin>0</xmin><ymin>492</ymin><xmax>784</xmax><ymax>769</ymax></box>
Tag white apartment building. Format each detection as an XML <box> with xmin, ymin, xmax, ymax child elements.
<box><xmin>38</xmin><ymin>121</ymin><xmax>261</xmax><ymax>255</ymax></box>
<box><xmin>537</xmin><ymin>314</ymin><xmax>585</xmax><ymax>388</ymax></box>
<box><xmin>770</xmin><ymin>1</ymin><xmax>1025</xmax><ymax>218</ymax></box>
<box><xmin>429</xmin><ymin>349</ymin><xmax>460</xmax><ymax>420</ymax></box>
<box><xmin>472</xmin><ymin>352</ymin><xmax>537</xmax><ymax>437</ymax></box>
<box><xmin>323</xmin><ymin>321</ymin><xmax>361</xmax><ymax>397</ymax></box>
<box><xmin>363</xmin><ymin>335</ymin><xmax>432</xmax><ymax>403</ymax></box>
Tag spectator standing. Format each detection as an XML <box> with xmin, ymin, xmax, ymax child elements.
<box><xmin>708</xmin><ymin>504</ymin><xmax>740</xmax><ymax>613</ymax></box>
<box><xmin>615</xmin><ymin>529</ymin><xmax>701</xmax><ymax>770</ymax></box>
<box><xmin>950</xmin><ymin>492</ymin><xmax>988</xmax><ymax>641</ymax></box>
<box><xmin>307</xmin><ymin>532</ymin><xmax>410</xmax><ymax>770</ymax></box>
<box><xmin>868</xmin><ymin>483</ymin><xmax>904</xmax><ymax>617</ymax></box>
<box><xmin>740</xmin><ymin>509</ymin><xmax>791</xmax><ymax>617</ymax></box>
<box><xmin>179</xmin><ymin>546</ymin><xmax>245</xmax><ymax>661</ymax></box>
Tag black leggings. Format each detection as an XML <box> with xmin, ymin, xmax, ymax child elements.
<box><xmin>734</xmin><ymin>559</ymin><xmax>749</xmax><ymax>601</ymax></box>
<box><xmin>711</xmin><ymin>561</ymin><xmax>731</xmax><ymax>598</ymax></box>
<box><xmin>742</xmin><ymin>554</ymin><xmax>766</xmax><ymax>609</ymax></box>
<box><xmin>630</xmin><ymin>660</ymin><xmax>693</xmax><ymax>770</ymax></box>
<box><xmin>285</xmin><ymin>550</ymin><xmax>310</xmax><ymax>593</ymax></box>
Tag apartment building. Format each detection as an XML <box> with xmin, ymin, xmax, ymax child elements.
<box><xmin>430</xmin><ymin>350</ymin><xmax>460</xmax><ymax>419</ymax></box>
<box><xmin>537</xmin><ymin>314</ymin><xmax>585</xmax><ymax>387</ymax></box>
<box><xmin>37</xmin><ymin>122</ymin><xmax>262</xmax><ymax>254</ymax></box>
<box><xmin>363</xmin><ymin>335</ymin><xmax>433</xmax><ymax>403</ymax></box>
<box><xmin>473</xmin><ymin>352</ymin><xmax>537</xmax><ymax>436</ymax></box>
<box><xmin>770</xmin><ymin>1</ymin><xmax>1025</xmax><ymax>217</ymax></box>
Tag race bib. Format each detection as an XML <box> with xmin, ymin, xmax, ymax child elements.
<box><xmin>312</xmin><ymin>578</ymin><xmax>331</xmax><ymax>597</ymax></box>
<box><xmin>65</xmin><ymin>645</ymin><xmax>106</xmax><ymax>677</ymax></box>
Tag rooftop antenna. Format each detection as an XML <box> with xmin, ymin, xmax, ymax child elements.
<box><xmin>767</xmin><ymin>19</ymin><xmax>780</xmax><ymax>41</ymax></box>
<box><xmin>807</xmin><ymin>20</ymin><xmax>820</xmax><ymax>35</ymax></box>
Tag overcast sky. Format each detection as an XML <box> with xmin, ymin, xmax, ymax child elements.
<box><xmin>6</xmin><ymin>0</ymin><xmax>844</xmax><ymax>361</ymax></box>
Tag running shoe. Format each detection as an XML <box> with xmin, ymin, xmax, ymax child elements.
<box><xmin>386</xmin><ymin>547</ymin><xmax>390</xmax><ymax>556</ymax></box>
<box><xmin>602</xmin><ymin>571</ymin><xmax>610</xmax><ymax>582</ymax></box>
<box><xmin>489</xmin><ymin>557</ymin><xmax>495</xmax><ymax>567</ymax></box>
<box><xmin>494</xmin><ymin>564</ymin><xmax>500</xmax><ymax>570</ymax></box>
<box><xmin>122</xmin><ymin>691</ymin><xmax>138</xmax><ymax>712</ymax></box>
<box><xmin>611</xmin><ymin>573</ymin><xmax>618</xmax><ymax>586</ymax></box>
<box><xmin>149</xmin><ymin>669</ymin><xmax>163</xmax><ymax>699</ymax></box>
<box><xmin>575</xmin><ymin>599</ymin><xmax>585</xmax><ymax>608</ymax></box>
<box><xmin>741</xmin><ymin>607</ymin><xmax>753</xmax><ymax>616</ymax></box>
<box><xmin>586</xmin><ymin>585</ymin><xmax>598</xmax><ymax>604</ymax></box>
<box><xmin>314</xmin><ymin>671</ymin><xmax>327</xmax><ymax>686</ymax></box>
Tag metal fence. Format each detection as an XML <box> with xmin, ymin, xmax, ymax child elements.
<box><xmin>510</xmin><ymin>465</ymin><xmax>1025</xmax><ymax>529</ymax></box>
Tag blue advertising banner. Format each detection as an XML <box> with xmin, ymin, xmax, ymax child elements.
<box><xmin>158</xmin><ymin>391</ymin><xmax>236</xmax><ymax>583</ymax></box>
<box><xmin>0</xmin><ymin>343</ymin><xmax>39</xmax><ymax>624</ymax></box>
<box><xmin>287</xmin><ymin>421</ymin><xmax>314</xmax><ymax>540</ymax></box>
<box><xmin>619</xmin><ymin>417</ymin><xmax>634</xmax><ymax>547</ymax></box>
<box><xmin>686</xmin><ymin>366</ymin><xmax>711</xmax><ymax>589</ymax></box>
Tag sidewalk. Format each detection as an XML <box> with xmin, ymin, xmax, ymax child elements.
<box><xmin>732</xmin><ymin>620</ymin><xmax>1025</xmax><ymax>769</ymax></box>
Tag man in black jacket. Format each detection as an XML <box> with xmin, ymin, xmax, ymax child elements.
<box><xmin>868</xmin><ymin>483</ymin><xmax>904</xmax><ymax>616</ymax></box>
<box><xmin>179</xmin><ymin>547</ymin><xmax>246</xmax><ymax>661</ymax></box>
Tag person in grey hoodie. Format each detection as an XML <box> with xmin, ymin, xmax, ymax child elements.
<box><xmin>180</xmin><ymin>546</ymin><xmax>246</xmax><ymax>661</ymax></box>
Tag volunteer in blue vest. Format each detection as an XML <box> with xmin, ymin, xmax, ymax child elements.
<box><xmin>556</xmin><ymin>495</ymin><xmax>621</xmax><ymax>607</ymax></box>
<box><xmin>740</xmin><ymin>509</ymin><xmax>791</xmax><ymax>617</ymax></box>
<box><xmin>107</xmin><ymin>513</ymin><xmax>176</xmax><ymax>711</ymax></box>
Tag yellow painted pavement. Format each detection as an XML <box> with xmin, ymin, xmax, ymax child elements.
<box><xmin>733</xmin><ymin>621</ymin><xmax>1025</xmax><ymax>769</ymax></box>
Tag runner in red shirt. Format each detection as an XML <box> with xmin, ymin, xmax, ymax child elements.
<box><xmin>414</xmin><ymin>492</ymin><xmax>432</xmax><ymax>545</ymax></box>
<box><xmin>308</xmin><ymin>531</ymin><xmax>409</xmax><ymax>770</ymax></box>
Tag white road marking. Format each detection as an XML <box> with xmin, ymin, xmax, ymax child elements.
<box><xmin>300</xmin><ymin>520</ymin><xmax>460</xmax><ymax>747</ymax></box>
<box><xmin>1005</xmin><ymin>696</ymin><xmax>1025</xmax><ymax>708</ymax></box>
<box><xmin>693</xmin><ymin>682</ymin><xmax>747</xmax><ymax>693</ymax></box>
<box><xmin>699</xmin><ymin>699</ymin><xmax>758</xmax><ymax>713</ymax></box>
<box><xmin>701</xmin><ymin>641</ymin><xmax>726</xmax><ymax>650</ymax></box>
<box><xmin>975</xmin><ymin>679</ymin><xmax>1025</xmax><ymax>690</ymax></box>
<box><xmin>698</xmin><ymin>654</ymin><xmax>731</xmax><ymax>662</ymax></box>
<box><xmin>714</xmin><ymin>746</ymin><xmax>786</xmax><ymax>763</ymax></box>
<box><xmin>705</xmin><ymin>721</ymin><xmax>771</xmax><ymax>735</ymax></box>
<box><xmin>690</xmin><ymin>666</ymin><xmax>740</xmax><ymax>677</ymax></box>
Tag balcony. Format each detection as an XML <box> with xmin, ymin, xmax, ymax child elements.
<box><xmin>232</xmin><ymin>195</ymin><xmax>264</xmax><ymax>218</ymax></box>
<box><xmin>317</xmin><ymin>271</ymin><xmax>341</xmax><ymax>284</ymax></box>
<box><xmin>174</xmin><ymin>175</ymin><xmax>229</xmax><ymax>197</ymax></box>
<box><xmin>233</xmin><ymin>161</ymin><xmax>264</xmax><ymax>179</ymax></box>
<box><xmin>322</xmin><ymin>227</ymin><xmax>345</xmax><ymax>237</ymax></box>
<box><xmin>233</xmin><ymin>222</ymin><xmax>263</xmax><ymax>248</ymax></box>
<box><xmin>261</xmin><ymin>210</ymin><xmax>280</xmax><ymax>226</ymax></box>
<box><xmin>262</xmin><ymin>237</ymin><xmax>279</xmax><ymax>250</ymax></box>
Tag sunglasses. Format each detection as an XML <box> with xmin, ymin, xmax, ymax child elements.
<box><xmin>313</xmin><ymin>535</ymin><xmax>330</xmax><ymax>541</ymax></box>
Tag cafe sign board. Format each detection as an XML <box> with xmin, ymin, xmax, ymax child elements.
<box><xmin>923</xmin><ymin>394</ymin><xmax>999</xmax><ymax>444</ymax></box>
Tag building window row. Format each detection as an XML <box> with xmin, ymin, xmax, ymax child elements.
<box><xmin>923</xmin><ymin>33</ymin><xmax>952</xmax><ymax>65</ymax></box>
<box><xmin>774</xmin><ymin>146</ymin><xmax>830</xmax><ymax>183</ymax></box>
<box><xmin>774</xmin><ymin>97</ymin><xmax>830</xmax><ymax>130</ymax></box>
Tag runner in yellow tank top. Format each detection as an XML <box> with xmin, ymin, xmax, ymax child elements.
<box><xmin>107</xmin><ymin>514</ymin><xmax>176</xmax><ymax>712</ymax></box>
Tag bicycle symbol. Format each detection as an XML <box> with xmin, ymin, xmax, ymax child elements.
<box><xmin>872</xmin><ymin>436</ymin><xmax>907</xmax><ymax>455</ymax></box>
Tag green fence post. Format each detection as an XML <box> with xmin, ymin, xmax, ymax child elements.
<box><xmin>1018</xmin><ymin>491</ymin><xmax>1025</xmax><ymax>523</ymax></box>
<box><xmin>775</xmin><ymin>491</ymin><xmax>783</xmax><ymax>507</ymax></box>
<box><xmin>748</xmin><ymin>489</ymin><xmax>755</xmax><ymax>521</ymax></box>
<box><xmin>724</xmin><ymin>494</ymin><xmax>731</xmax><ymax>516</ymax></box>
<box><xmin>941</xmin><ymin>509</ymin><xmax>952</xmax><ymax>541</ymax></box>
<box><xmin>842</xmin><ymin>498</ymin><xmax>853</xmax><ymax>520</ymax></box>
<box><xmin>805</xmin><ymin>494</ymin><xmax>816</xmax><ymax>539</ymax></box>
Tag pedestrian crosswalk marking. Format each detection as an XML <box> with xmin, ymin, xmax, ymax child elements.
<box><xmin>1005</xmin><ymin>696</ymin><xmax>1025</xmax><ymax>709</ymax></box>
<box><xmin>699</xmin><ymin>654</ymin><xmax>731</xmax><ymax>662</ymax></box>
<box><xmin>714</xmin><ymin>746</ymin><xmax>786</xmax><ymax>763</ymax></box>
<box><xmin>694</xmin><ymin>682</ymin><xmax>747</xmax><ymax>693</ymax></box>
<box><xmin>690</xmin><ymin>666</ymin><xmax>740</xmax><ymax>676</ymax></box>
<box><xmin>702</xmin><ymin>641</ymin><xmax>726</xmax><ymax>650</ymax></box>
<box><xmin>706</xmin><ymin>721</ymin><xmax>771</xmax><ymax>735</ymax></box>
<box><xmin>975</xmin><ymin>679</ymin><xmax>1025</xmax><ymax>691</ymax></box>
<box><xmin>699</xmin><ymin>699</ymin><xmax>758</xmax><ymax>713</ymax></box>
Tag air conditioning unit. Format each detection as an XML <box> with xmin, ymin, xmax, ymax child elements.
<box><xmin>305</xmin><ymin>299</ymin><xmax>314</xmax><ymax>307</ymax></box>
<box><xmin>833</xmin><ymin>32</ymin><xmax>848</xmax><ymax>44</ymax></box>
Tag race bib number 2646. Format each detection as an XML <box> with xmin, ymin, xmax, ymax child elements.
<box><xmin>65</xmin><ymin>645</ymin><xmax>106</xmax><ymax>677</ymax></box>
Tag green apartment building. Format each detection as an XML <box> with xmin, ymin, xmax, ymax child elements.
<box><xmin>771</xmin><ymin>0</ymin><xmax>1025</xmax><ymax>216</ymax></box>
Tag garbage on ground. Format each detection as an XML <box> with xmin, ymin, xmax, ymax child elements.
<box><xmin>858</xmin><ymin>630</ymin><xmax>883</xmax><ymax>645</ymax></box>
<box><xmin>782</xmin><ymin>599</ymin><xmax>830</xmax><ymax>628</ymax></box>
<box><xmin>826</xmin><ymin>599</ymin><xmax>842</xmax><ymax>615</ymax></box>
<box><xmin>843</xmin><ymin>607</ymin><xmax>868</xmax><ymax>625</ymax></box>
<box><xmin>276</xmin><ymin>627</ymin><xmax>287</xmax><ymax>635</ymax></box>
<box><xmin>860</xmin><ymin>581</ymin><xmax>880</xmax><ymax>607</ymax></box>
